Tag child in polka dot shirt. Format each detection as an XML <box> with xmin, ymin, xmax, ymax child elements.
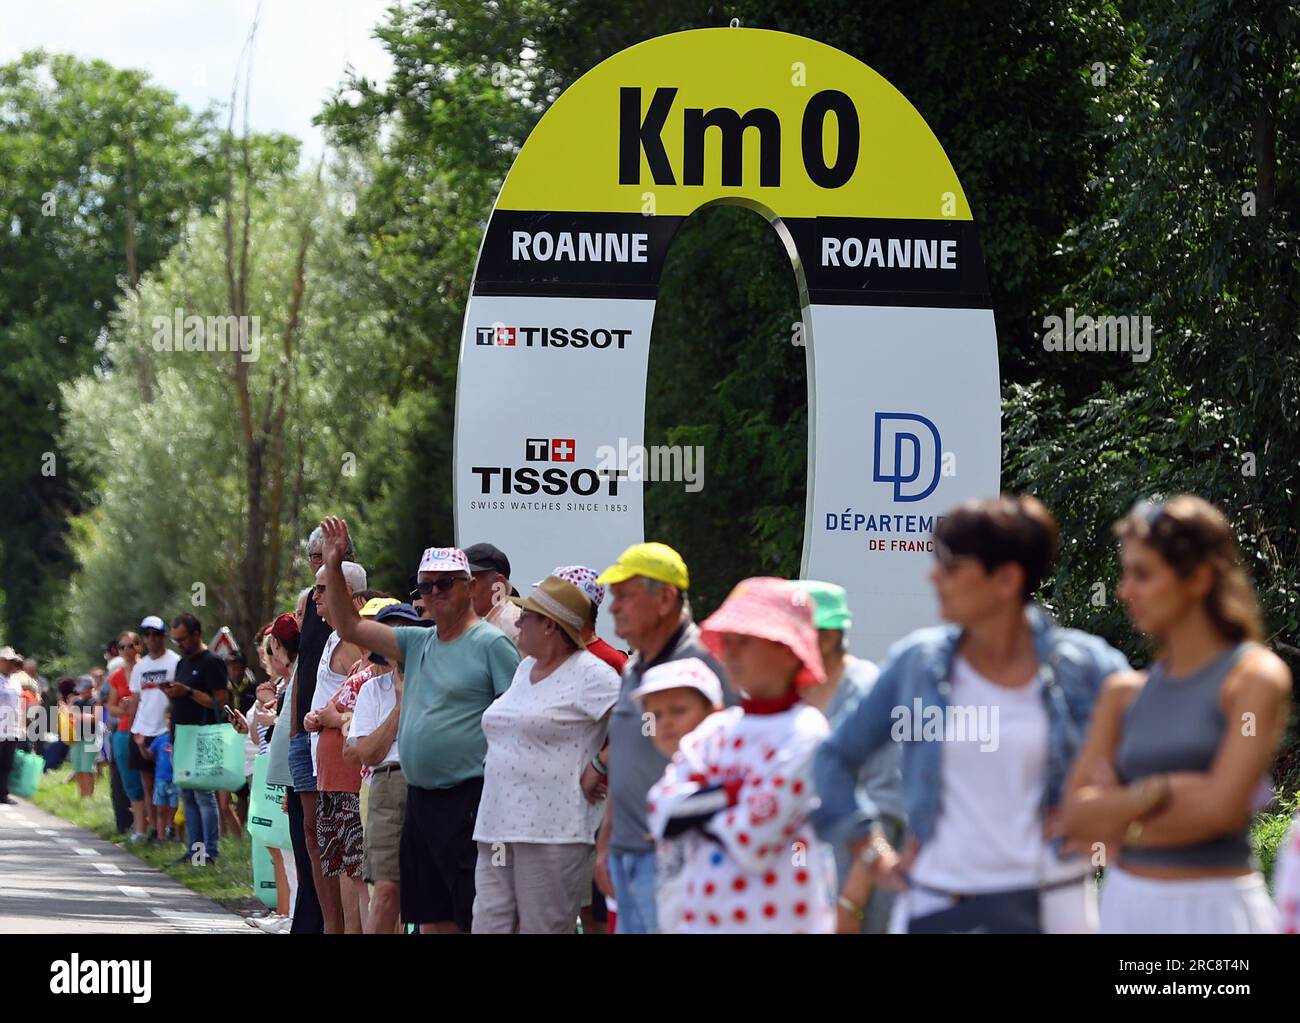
<box><xmin>632</xmin><ymin>658</ymin><xmax>724</xmax><ymax>934</ymax></box>
<box><xmin>647</xmin><ymin>578</ymin><xmax>837</xmax><ymax>934</ymax></box>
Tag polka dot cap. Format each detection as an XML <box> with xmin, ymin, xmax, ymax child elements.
<box><xmin>551</xmin><ymin>565</ymin><xmax>605</xmax><ymax>608</ymax></box>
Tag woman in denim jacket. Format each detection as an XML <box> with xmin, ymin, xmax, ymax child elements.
<box><xmin>812</xmin><ymin>495</ymin><xmax>1130</xmax><ymax>933</ymax></box>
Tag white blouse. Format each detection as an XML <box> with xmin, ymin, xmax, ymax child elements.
<box><xmin>474</xmin><ymin>650</ymin><xmax>620</xmax><ymax>845</ymax></box>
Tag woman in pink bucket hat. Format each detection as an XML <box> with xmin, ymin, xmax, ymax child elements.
<box><xmin>646</xmin><ymin>577</ymin><xmax>836</xmax><ymax>933</ymax></box>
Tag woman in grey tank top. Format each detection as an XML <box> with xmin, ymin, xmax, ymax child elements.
<box><xmin>1062</xmin><ymin>495</ymin><xmax>1292</xmax><ymax>933</ymax></box>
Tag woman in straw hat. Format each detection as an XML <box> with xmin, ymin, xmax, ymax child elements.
<box><xmin>648</xmin><ymin>576</ymin><xmax>837</xmax><ymax>934</ymax></box>
<box><xmin>471</xmin><ymin>575</ymin><xmax>622</xmax><ymax>933</ymax></box>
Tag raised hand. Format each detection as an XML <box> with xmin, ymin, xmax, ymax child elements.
<box><xmin>319</xmin><ymin>516</ymin><xmax>352</xmax><ymax>571</ymax></box>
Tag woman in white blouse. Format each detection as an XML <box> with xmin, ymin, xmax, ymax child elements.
<box><xmin>472</xmin><ymin>575</ymin><xmax>621</xmax><ymax>933</ymax></box>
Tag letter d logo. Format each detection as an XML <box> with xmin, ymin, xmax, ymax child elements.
<box><xmin>873</xmin><ymin>412</ymin><xmax>941</xmax><ymax>502</ymax></box>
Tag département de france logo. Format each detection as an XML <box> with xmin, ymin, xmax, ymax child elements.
<box><xmin>873</xmin><ymin>412</ymin><xmax>941</xmax><ymax>502</ymax></box>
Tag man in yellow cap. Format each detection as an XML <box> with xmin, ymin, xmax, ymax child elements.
<box><xmin>587</xmin><ymin>542</ymin><xmax>733</xmax><ymax>934</ymax></box>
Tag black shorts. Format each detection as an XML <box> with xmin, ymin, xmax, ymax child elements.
<box><xmin>127</xmin><ymin>736</ymin><xmax>157</xmax><ymax>773</ymax></box>
<box><xmin>399</xmin><ymin>777</ymin><xmax>482</xmax><ymax>931</ymax></box>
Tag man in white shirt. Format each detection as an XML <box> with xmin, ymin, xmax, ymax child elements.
<box><xmin>129</xmin><ymin>615</ymin><xmax>180</xmax><ymax>836</ymax></box>
<box><xmin>307</xmin><ymin>560</ymin><xmax>368</xmax><ymax>774</ymax></box>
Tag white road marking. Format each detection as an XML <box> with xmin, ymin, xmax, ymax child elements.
<box><xmin>73</xmin><ymin>847</ymin><xmax>96</xmax><ymax>856</ymax></box>
<box><xmin>54</xmin><ymin>838</ymin><xmax>77</xmax><ymax>846</ymax></box>
<box><xmin>150</xmin><ymin>907</ymin><xmax>252</xmax><ymax>934</ymax></box>
<box><xmin>92</xmin><ymin>862</ymin><xmax>124</xmax><ymax>876</ymax></box>
<box><xmin>118</xmin><ymin>885</ymin><xmax>151</xmax><ymax>899</ymax></box>
<box><xmin>36</xmin><ymin>829</ymin><xmax>58</xmax><ymax>835</ymax></box>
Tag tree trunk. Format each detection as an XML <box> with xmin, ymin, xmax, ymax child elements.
<box><xmin>124</xmin><ymin>132</ymin><xmax>153</xmax><ymax>404</ymax></box>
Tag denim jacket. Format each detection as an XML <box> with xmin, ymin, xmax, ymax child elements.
<box><xmin>811</xmin><ymin>604</ymin><xmax>1131</xmax><ymax>848</ymax></box>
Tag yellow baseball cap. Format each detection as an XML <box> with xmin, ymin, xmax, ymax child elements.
<box><xmin>595</xmin><ymin>542</ymin><xmax>689</xmax><ymax>590</ymax></box>
<box><xmin>359</xmin><ymin>597</ymin><xmax>399</xmax><ymax>618</ymax></box>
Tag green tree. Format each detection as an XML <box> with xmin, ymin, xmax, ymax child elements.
<box><xmin>60</xmin><ymin>175</ymin><xmax>387</xmax><ymax>662</ymax></box>
<box><xmin>1008</xmin><ymin>0</ymin><xmax>1299</xmax><ymax>645</ymax></box>
<box><xmin>0</xmin><ymin>50</ymin><xmax>295</xmax><ymax>658</ymax></box>
<box><xmin>1003</xmin><ymin>0</ymin><xmax>1299</xmax><ymax>782</ymax></box>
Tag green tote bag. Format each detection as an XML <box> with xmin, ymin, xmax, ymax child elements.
<box><xmin>172</xmin><ymin>723</ymin><xmax>245</xmax><ymax>791</ymax></box>
<box><xmin>7</xmin><ymin>748</ymin><xmax>44</xmax><ymax>798</ymax></box>
<box><xmin>247</xmin><ymin>752</ymin><xmax>291</xmax><ymax>849</ymax></box>
<box><xmin>252</xmin><ymin>835</ymin><xmax>279</xmax><ymax>910</ymax></box>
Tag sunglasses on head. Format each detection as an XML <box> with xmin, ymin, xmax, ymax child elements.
<box><xmin>1131</xmin><ymin>497</ymin><xmax>1167</xmax><ymax>529</ymax></box>
<box><xmin>417</xmin><ymin>577</ymin><xmax>466</xmax><ymax>595</ymax></box>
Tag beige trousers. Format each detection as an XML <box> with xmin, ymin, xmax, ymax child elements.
<box><xmin>472</xmin><ymin>841</ymin><xmax>593</xmax><ymax>934</ymax></box>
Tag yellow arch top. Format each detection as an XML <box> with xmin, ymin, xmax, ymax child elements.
<box><xmin>497</xmin><ymin>27</ymin><xmax>971</xmax><ymax>221</ymax></box>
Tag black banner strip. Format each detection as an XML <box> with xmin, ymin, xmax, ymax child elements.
<box><xmin>472</xmin><ymin>209</ymin><xmax>992</xmax><ymax>308</ymax></box>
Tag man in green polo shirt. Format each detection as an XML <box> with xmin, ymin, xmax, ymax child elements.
<box><xmin>317</xmin><ymin>516</ymin><xmax>520</xmax><ymax>933</ymax></box>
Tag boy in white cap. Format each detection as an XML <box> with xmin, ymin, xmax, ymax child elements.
<box><xmin>631</xmin><ymin>657</ymin><xmax>723</xmax><ymax>933</ymax></box>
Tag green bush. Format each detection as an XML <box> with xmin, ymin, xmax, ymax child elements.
<box><xmin>1252</xmin><ymin>790</ymin><xmax>1298</xmax><ymax>891</ymax></box>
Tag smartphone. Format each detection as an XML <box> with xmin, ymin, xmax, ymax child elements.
<box><xmin>223</xmin><ymin>704</ymin><xmax>239</xmax><ymax>724</ymax></box>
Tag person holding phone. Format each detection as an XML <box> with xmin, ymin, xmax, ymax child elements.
<box><xmin>164</xmin><ymin>613</ymin><xmax>230</xmax><ymax>865</ymax></box>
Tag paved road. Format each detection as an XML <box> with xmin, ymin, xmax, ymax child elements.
<box><xmin>0</xmin><ymin>797</ymin><xmax>254</xmax><ymax>934</ymax></box>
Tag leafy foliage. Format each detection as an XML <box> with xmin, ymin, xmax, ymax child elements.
<box><xmin>0</xmin><ymin>50</ymin><xmax>296</xmax><ymax>659</ymax></box>
<box><xmin>60</xmin><ymin>177</ymin><xmax>387</xmax><ymax>659</ymax></box>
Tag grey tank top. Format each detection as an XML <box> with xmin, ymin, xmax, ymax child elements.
<box><xmin>1114</xmin><ymin>643</ymin><xmax>1254</xmax><ymax>869</ymax></box>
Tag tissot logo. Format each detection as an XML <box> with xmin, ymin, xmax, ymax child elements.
<box><xmin>474</xmin><ymin>324</ymin><xmax>631</xmax><ymax>349</ymax></box>
<box><xmin>526</xmin><ymin>437</ymin><xmax>576</xmax><ymax>462</ymax></box>
<box><xmin>472</xmin><ymin>439</ymin><xmax>627</xmax><ymax>496</ymax></box>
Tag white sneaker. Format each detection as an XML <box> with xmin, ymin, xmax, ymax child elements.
<box><xmin>128</xmin><ymin>832</ymin><xmax>148</xmax><ymax>844</ymax></box>
<box><xmin>250</xmin><ymin>914</ymin><xmax>288</xmax><ymax>934</ymax></box>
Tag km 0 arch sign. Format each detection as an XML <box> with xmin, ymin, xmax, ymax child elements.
<box><xmin>454</xmin><ymin>27</ymin><xmax>1000</xmax><ymax>658</ymax></box>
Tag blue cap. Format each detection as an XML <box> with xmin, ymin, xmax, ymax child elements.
<box><xmin>370</xmin><ymin>603</ymin><xmax>431</xmax><ymax>666</ymax></box>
